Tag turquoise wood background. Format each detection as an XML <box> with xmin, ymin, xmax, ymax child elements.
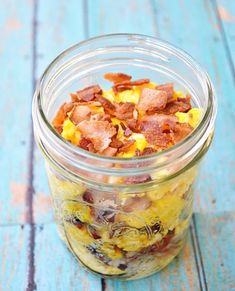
<box><xmin>0</xmin><ymin>0</ymin><xmax>234</xmax><ymax>290</ymax></box>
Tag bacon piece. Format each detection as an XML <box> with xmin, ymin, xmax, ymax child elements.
<box><xmin>113</xmin><ymin>79</ymin><xmax>150</xmax><ymax>93</ymax></box>
<box><xmin>156</xmin><ymin>83</ymin><xmax>174</xmax><ymax>103</ymax></box>
<box><xmin>171</xmin><ymin>123</ymin><xmax>193</xmax><ymax>143</ymax></box>
<box><xmin>140</xmin><ymin>114</ymin><xmax>178</xmax><ymax>131</ymax></box>
<box><xmin>104</xmin><ymin>72</ymin><xmax>132</xmax><ymax>84</ymax></box>
<box><xmin>122</xmin><ymin>196</ymin><xmax>151</xmax><ymax>212</ymax></box>
<box><xmin>79</xmin><ymin>138</ymin><xmax>92</xmax><ymax>151</ymax></box>
<box><xmin>140</xmin><ymin>114</ymin><xmax>178</xmax><ymax>147</ymax></box>
<box><xmin>125</xmin><ymin>175</ymin><xmax>152</xmax><ymax>185</ymax></box>
<box><xmin>110</xmin><ymin>138</ymin><xmax>123</xmax><ymax>148</ymax></box>
<box><xmin>70</xmin><ymin>105</ymin><xmax>91</xmax><ymax>124</ymax></box>
<box><xmin>151</xmin><ymin>229</ymin><xmax>175</xmax><ymax>253</ymax></box>
<box><xmin>112</xmin><ymin>84</ymin><xmax>133</xmax><ymax>93</ymax></box>
<box><xmin>83</xmin><ymin>191</ymin><xmax>94</xmax><ymax>204</ymax></box>
<box><xmin>114</xmin><ymin>102</ymin><xmax>135</xmax><ymax>120</ymax></box>
<box><xmin>142</xmin><ymin>147</ymin><xmax>155</xmax><ymax>155</ymax></box>
<box><xmin>101</xmin><ymin>147</ymin><xmax>118</xmax><ymax>157</ymax></box>
<box><xmin>96</xmin><ymin>95</ymin><xmax>115</xmax><ymax>115</ymax></box>
<box><xmin>126</xmin><ymin>119</ymin><xmax>139</xmax><ymax>132</ymax></box>
<box><xmin>138</xmin><ymin>88</ymin><xmax>168</xmax><ymax>112</ymax></box>
<box><xmin>72</xmin><ymin>84</ymin><xmax>102</xmax><ymax>102</ymax></box>
<box><xmin>162</xmin><ymin>100</ymin><xmax>191</xmax><ymax>114</ymax></box>
<box><xmin>70</xmin><ymin>93</ymin><xmax>78</xmax><ymax>103</ymax></box>
<box><xmin>52</xmin><ymin>102</ymin><xmax>74</xmax><ymax>131</ymax></box>
<box><xmin>77</xmin><ymin>120</ymin><xmax>117</xmax><ymax>151</ymax></box>
<box><xmin>118</xmin><ymin>140</ymin><xmax>135</xmax><ymax>153</ymax></box>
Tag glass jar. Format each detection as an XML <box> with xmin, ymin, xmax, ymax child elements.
<box><xmin>32</xmin><ymin>34</ymin><xmax>217</xmax><ymax>280</ymax></box>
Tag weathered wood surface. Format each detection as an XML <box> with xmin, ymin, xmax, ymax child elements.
<box><xmin>0</xmin><ymin>0</ymin><xmax>234</xmax><ymax>290</ymax></box>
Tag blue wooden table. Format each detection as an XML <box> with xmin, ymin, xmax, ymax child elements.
<box><xmin>1</xmin><ymin>0</ymin><xmax>235</xmax><ymax>290</ymax></box>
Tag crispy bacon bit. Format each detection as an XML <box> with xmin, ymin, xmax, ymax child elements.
<box><xmin>172</xmin><ymin>123</ymin><xmax>193</xmax><ymax>143</ymax></box>
<box><xmin>140</xmin><ymin>114</ymin><xmax>177</xmax><ymax>147</ymax></box>
<box><xmin>114</xmin><ymin>102</ymin><xmax>135</xmax><ymax>120</ymax></box>
<box><xmin>101</xmin><ymin>147</ymin><xmax>118</xmax><ymax>157</ymax></box>
<box><xmin>122</xmin><ymin>196</ymin><xmax>151</xmax><ymax>212</ymax></box>
<box><xmin>110</xmin><ymin>139</ymin><xmax>123</xmax><ymax>148</ymax></box>
<box><xmin>135</xmin><ymin>149</ymin><xmax>141</xmax><ymax>156</ymax></box>
<box><xmin>87</xmin><ymin>225</ymin><xmax>101</xmax><ymax>239</ymax></box>
<box><xmin>151</xmin><ymin>229</ymin><xmax>175</xmax><ymax>253</ymax></box>
<box><xmin>79</xmin><ymin>138</ymin><xmax>92</xmax><ymax>151</ymax></box>
<box><xmin>73</xmin><ymin>84</ymin><xmax>102</xmax><ymax>102</ymax></box>
<box><xmin>113</xmin><ymin>84</ymin><xmax>133</xmax><ymax>93</ymax></box>
<box><xmin>77</xmin><ymin>120</ymin><xmax>117</xmax><ymax>151</ymax></box>
<box><xmin>96</xmin><ymin>95</ymin><xmax>115</xmax><ymax>115</ymax></box>
<box><xmin>104</xmin><ymin>72</ymin><xmax>132</xmax><ymax>84</ymax></box>
<box><xmin>70</xmin><ymin>217</ymin><xmax>83</xmax><ymax>229</ymax></box>
<box><xmin>126</xmin><ymin>119</ymin><xmax>139</xmax><ymax>132</ymax></box>
<box><xmin>125</xmin><ymin>174</ymin><xmax>152</xmax><ymax>184</ymax></box>
<box><xmin>70</xmin><ymin>105</ymin><xmax>91</xmax><ymax>124</ymax></box>
<box><xmin>142</xmin><ymin>147</ymin><xmax>155</xmax><ymax>155</ymax></box>
<box><xmin>70</xmin><ymin>93</ymin><xmax>78</xmax><ymax>102</ymax></box>
<box><xmin>118</xmin><ymin>140</ymin><xmax>135</xmax><ymax>153</ymax></box>
<box><xmin>156</xmin><ymin>83</ymin><xmax>174</xmax><ymax>103</ymax></box>
<box><xmin>83</xmin><ymin>191</ymin><xmax>94</xmax><ymax>204</ymax></box>
<box><xmin>52</xmin><ymin>102</ymin><xmax>74</xmax><ymax>131</ymax></box>
<box><xmin>162</xmin><ymin>100</ymin><xmax>191</xmax><ymax>114</ymax></box>
<box><xmin>138</xmin><ymin>88</ymin><xmax>168</xmax><ymax>112</ymax></box>
<box><xmin>113</xmin><ymin>79</ymin><xmax>150</xmax><ymax>93</ymax></box>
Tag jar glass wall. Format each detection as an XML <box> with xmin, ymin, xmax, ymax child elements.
<box><xmin>32</xmin><ymin>34</ymin><xmax>216</xmax><ymax>280</ymax></box>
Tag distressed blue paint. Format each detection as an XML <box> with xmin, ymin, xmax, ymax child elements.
<box><xmin>216</xmin><ymin>0</ymin><xmax>235</xmax><ymax>65</ymax></box>
<box><xmin>0</xmin><ymin>0</ymin><xmax>32</xmax><ymax>224</ymax></box>
<box><xmin>34</xmin><ymin>223</ymin><xmax>100</xmax><ymax>291</ymax></box>
<box><xmin>153</xmin><ymin>0</ymin><xmax>235</xmax><ymax>289</ymax></box>
<box><xmin>0</xmin><ymin>225</ymin><xmax>30</xmax><ymax>291</ymax></box>
<box><xmin>155</xmin><ymin>0</ymin><xmax>235</xmax><ymax>211</ymax></box>
<box><xmin>88</xmin><ymin>0</ymin><xmax>157</xmax><ymax>37</ymax></box>
<box><xmin>33</xmin><ymin>0</ymin><xmax>86</xmax><ymax>223</ymax></box>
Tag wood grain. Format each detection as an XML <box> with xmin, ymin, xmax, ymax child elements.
<box><xmin>154</xmin><ymin>0</ymin><xmax>235</xmax><ymax>290</ymax></box>
<box><xmin>0</xmin><ymin>225</ymin><xmax>29</xmax><ymax>291</ymax></box>
<box><xmin>34</xmin><ymin>223</ymin><xmax>100</xmax><ymax>291</ymax></box>
<box><xmin>0</xmin><ymin>0</ymin><xmax>32</xmax><ymax>224</ymax></box>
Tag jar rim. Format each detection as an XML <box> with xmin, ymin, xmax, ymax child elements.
<box><xmin>33</xmin><ymin>33</ymin><xmax>217</xmax><ymax>173</ymax></box>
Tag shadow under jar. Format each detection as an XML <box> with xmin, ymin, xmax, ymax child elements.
<box><xmin>32</xmin><ymin>34</ymin><xmax>217</xmax><ymax>280</ymax></box>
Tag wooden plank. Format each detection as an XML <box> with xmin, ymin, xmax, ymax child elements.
<box><xmin>215</xmin><ymin>0</ymin><xmax>235</xmax><ymax>66</ymax></box>
<box><xmin>0</xmin><ymin>0</ymin><xmax>32</xmax><ymax>224</ymax></box>
<box><xmin>88</xmin><ymin>0</ymin><xmax>157</xmax><ymax>36</ymax></box>
<box><xmin>0</xmin><ymin>225</ymin><xmax>29</xmax><ymax>291</ymax></box>
<box><xmin>33</xmin><ymin>1</ymin><xmax>102</xmax><ymax>289</ymax></box>
<box><xmin>194</xmin><ymin>212</ymin><xmax>235</xmax><ymax>290</ymax></box>
<box><xmin>34</xmin><ymin>223</ymin><xmax>101</xmax><ymax>291</ymax></box>
<box><xmin>87</xmin><ymin>1</ymin><xmax>202</xmax><ymax>290</ymax></box>
<box><xmin>153</xmin><ymin>0</ymin><xmax>235</xmax><ymax>289</ymax></box>
<box><xmin>33</xmin><ymin>0</ymin><xmax>86</xmax><ymax>223</ymax></box>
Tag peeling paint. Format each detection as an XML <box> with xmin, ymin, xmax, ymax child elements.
<box><xmin>218</xmin><ymin>6</ymin><xmax>234</xmax><ymax>22</ymax></box>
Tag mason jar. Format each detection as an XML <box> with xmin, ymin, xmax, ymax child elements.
<box><xmin>32</xmin><ymin>34</ymin><xmax>217</xmax><ymax>280</ymax></box>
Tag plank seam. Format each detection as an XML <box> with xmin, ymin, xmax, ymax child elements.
<box><xmin>83</xmin><ymin>0</ymin><xmax>89</xmax><ymax>39</ymax></box>
<box><xmin>190</xmin><ymin>214</ymin><xmax>208</xmax><ymax>291</ymax></box>
<box><xmin>212</xmin><ymin>0</ymin><xmax>235</xmax><ymax>83</ymax></box>
<box><xmin>101</xmin><ymin>278</ymin><xmax>106</xmax><ymax>291</ymax></box>
<box><xmin>26</xmin><ymin>0</ymin><xmax>38</xmax><ymax>290</ymax></box>
<box><xmin>150</xmin><ymin>0</ymin><xmax>160</xmax><ymax>37</ymax></box>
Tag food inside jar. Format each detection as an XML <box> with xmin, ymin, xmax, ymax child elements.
<box><xmin>50</xmin><ymin>73</ymin><xmax>200</xmax><ymax>278</ymax></box>
<box><xmin>53</xmin><ymin>72</ymin><xmax>201</xmax><ymax>158</ymax></box>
